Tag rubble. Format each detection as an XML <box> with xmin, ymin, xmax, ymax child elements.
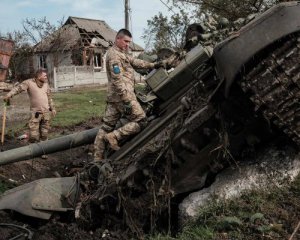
<box><xmin>179</xmin><ymin>148</ymin><xmax>300</xmax><ymax>225</ymax></box>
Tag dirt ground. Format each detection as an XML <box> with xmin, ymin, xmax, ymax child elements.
<box><xmin>0</xmin><ymin>89</ymin><xmax>99</xmax><ymax>182</ymax></box>
<box><xmin>0</xmin><ymin>124</ymin><xmax>130</xmax><ymax>239</ymax></box>
<box><xmin>0</xmin><ymin>90</ymin><xmax>118</xmax><ymax>239</ymax></box>
<box><xmin>0</xmin><ymin>91</ymin><xmax>30</xmax><ymax>130</ymax></box>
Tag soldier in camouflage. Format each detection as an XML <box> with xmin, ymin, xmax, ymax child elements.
<box><xmin>3</xmin><ymin>69</ymin><xmax>56</xmax><ymax>150</ymax></box>
<box><xmin>94</xmin><ymin>29</ymin><xmax>165</xmax><ymax>161</ymax></box>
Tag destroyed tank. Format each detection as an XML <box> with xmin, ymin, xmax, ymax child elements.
<box><xmin>0</xmin><ymin>2</ymin><xmax>299</xmax><ymax>238</ymax></box>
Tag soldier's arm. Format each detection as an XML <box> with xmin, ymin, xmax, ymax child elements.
<box><xmin>47</xmin><ymin>86</ymin><xmax>55</xmax><ymax>112</ymax></box>
<box><xmin>109</xmin><ymin>57</ymin><xmax>131</xmax><ymax>102</ymax></box>
<box><xmin>6</xmin><ymin>81</ymin><xmax>29</xmax><ymax>98</ymax></box>
<box><xmin>127</xmin><ymin>55</ymin><xmax>155</xmax><ymax>70</ymax></box>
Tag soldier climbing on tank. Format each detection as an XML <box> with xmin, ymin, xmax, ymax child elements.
<box><xmin>93</xmin><ymin>29</ymin><xmax>167</xmax><ymax>161</ymax></box>
<box><xmin>2</xmin><ymin>68</ymin><xmax>56</xmax><ymax>159</ymax></box>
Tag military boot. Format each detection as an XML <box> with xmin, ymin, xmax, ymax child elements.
<box><xmin>104</xmin><ymin>132</ymin><xmax>120</xmax><ymax>151</ymax></box>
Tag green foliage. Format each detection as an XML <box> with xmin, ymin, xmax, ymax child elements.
<box><xmin>6</xmin><ymin>87</ymin><xmax>106</xmax><ymax>137</ymax></box>
<box><xmin>179</xmin><ymin>226</ymin><xmax>214</xmax><ymax>239</ymax></box>
<box><xmin>143</xmin><ymin>0</ymin><xmax>282</xmax><ymax>54</ymax></box>
<box><xmin>52</xmin><ymin>88</ymin><xmax>106</xmax><ymax>127</ymax></box>
<box><xmin>171</xmin><ymin>0</ymin><xmax>280</xmax><ymax>20</ymax></box>
<box><xmin>6</xmin><ymin>122</ymin><xmax>27</xmax><ymax>138</ymax></box>
<box><xmin>0</xmin><ymin>180</ymin><xmax>16</xmax><ymax>194</ymax></box>
<box><xmin>0</xmin><ymin>182</ymin><xmax>9</xmax><ymax>193</ymax></box>
<box><xmin>250</xmin><ymin>213</ymin><xmax>264</xmax><ymax>223</ymax></box>
<box><xmin>148</xmin><ymin>226</ymin><xmax>214</xmax><ymax>240</ymax></box>
<box><xmin>217</xmin><ymin>216</ymin><xmax>243</xmax><ymax>230</ymax></box>
<box><xmin>142</xmin><ymin>9</ymin><xmax>193</xmax><ymax>52</ymax></box>
<box><xmin>149</xmin><ymin>174</ymin><xmax>300</xmax><ymax>239</ymax></box>
<box><xmin>147</xmin><ymin>234</ymin><xmax>175</xmax><ymax>240</ymax></box>
<box><xmin>188</xmin><ymin>176</ymin><xmax>300</xmax><ymax>239</ymax></box>
<box><xmin>2</xmin><ymin>16</ymin><xmax>64</xmax><ymax>80</ymax></box>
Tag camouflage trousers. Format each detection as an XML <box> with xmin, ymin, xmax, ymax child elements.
<box><xmin>28</xmin><ymin>111</ymin><xmax>52</xmax><ymax>143</ymax></box>
<box><xmin>93</xmin><ymin>100</ymin><xmax>145</xmax><ymax>161</ymax></box>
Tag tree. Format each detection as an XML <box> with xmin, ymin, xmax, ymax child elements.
<box><xmin>170</xmin><ymin>0</ymin><xmax>280</xmax><ymax>20</ymax></box>
<box><xmin>142</xmin><ymin>0</ymin><xmax>282</xmax><ymax>53</ymax></box>
<box><xmin>142</xmin><ymin>9</ymin><xmax>193</xmax><ymax>53</ymax></box>
<box><xmin>1</xmin><ymin>17</ymin><xmax>63</xmax><ymax>80</ymax></box>
<box><xmin>4</xmin><ymin>30</ymin><xmax>32</xmax><ymax>80</ymax></box>
<box><xmin>22</xmin><ymin>17</ymin><xmax>61</xmax><ymax>45</ymax></box>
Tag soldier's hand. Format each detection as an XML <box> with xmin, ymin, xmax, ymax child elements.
<box><xmin>154</xmin><ymin>60</ymin><xmax>167</xmax><ymax>69</ymax></box>
<box><xmin>51</xmin><ymin>109</ymin><xmax>57</xmax><ymax>117</ymax></box>
<box><xmin>2</xmin><ymin>96</ymin><xmax>10</xmax><ymax>105</ymax></box>
<box><xmin>123</xmin><ymin>101</ymin><xmax>132</xmax><ymax>115</ymax></box>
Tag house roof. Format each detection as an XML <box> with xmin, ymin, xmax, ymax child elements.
<box><xmin>34</xmin><ymin>24</ymin><xmax>80</xmax><ymax>52</ymax></box>
<box><xmin>34</xmin><ymin>16</ymin><xmax>144</xmax><ymax>52</ymax></box>
<box><xmin>66</xmin><ymin>16</ymin><xmax>116</xmax><ymax>44</ymax></box>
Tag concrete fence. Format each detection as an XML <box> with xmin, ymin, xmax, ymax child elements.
<box><xmin>53</xmin><ymin>66</ymin><xmax>108</xmax><ymax>90</ymax></box>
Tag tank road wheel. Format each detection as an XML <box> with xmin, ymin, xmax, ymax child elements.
<box><xmin>240</xmin><ymin>32</ymin><xmax>300</xmax><ymax>146</ymax></box>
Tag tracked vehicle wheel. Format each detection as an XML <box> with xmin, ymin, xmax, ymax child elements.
<box><xmin>240</xmin><ymin>32</ymin><xmax>300</xmax><ymax>146</ymax></box>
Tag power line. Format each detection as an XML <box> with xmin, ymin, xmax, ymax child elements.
<box><xmin>159</xmin><ymin>0</ymin><xmax>177</xmax><ymax>15</ymax></box>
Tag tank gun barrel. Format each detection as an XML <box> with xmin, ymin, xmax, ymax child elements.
<box><xmin>0</xmin><ymin>128</ymin><xmax>99</xmax><ymax>166</ymax></box>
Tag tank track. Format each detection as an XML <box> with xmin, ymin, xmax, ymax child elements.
<box><xmin>240</xmin><ymin>33</ymin><xmax>300</xmax><ymax>146</ymax></box>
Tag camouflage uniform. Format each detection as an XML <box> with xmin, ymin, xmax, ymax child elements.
<box><xmin>6</xmin><ymin>78</ymin><xmax>55</xmax><ymax>143</ymax></box>
<box><xmin>94</xmin><ymin>45</ymin><xmax>155</xmax><ymax>161</ymax></box>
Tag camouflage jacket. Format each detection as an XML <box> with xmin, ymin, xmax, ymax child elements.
<box><xmin>106</xmin><ymin>45</ymin><xmax>155</xmax><ymax>103</ymax></box>
<box><xmin>6</xmin><ymin>78</ymin><xmax>55</xmax><ymax>113</ymax></box>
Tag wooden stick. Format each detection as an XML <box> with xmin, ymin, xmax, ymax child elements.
<box><xmin>1</xmin><ymin>104</ymin><xmax>6</xmax><ymax>145</ymax></box>
<box><xmin>289</xmin><ymin>221</ymin><xmax>300</xmax><ymax>240</ymax></box>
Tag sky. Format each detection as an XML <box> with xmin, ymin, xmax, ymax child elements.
<box><xmin>0</xmin><ymin>0</ymin><xmax>175</xmax><ymax>49</ymax></box>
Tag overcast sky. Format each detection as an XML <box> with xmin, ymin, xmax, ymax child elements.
<box><xmin>0</xmin><ymin>0</ymin><xmax>175</xmax><ymax>49</ymax></box>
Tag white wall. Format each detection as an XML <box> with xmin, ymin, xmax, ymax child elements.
<box><xmin>46</xmin><ymin>50</ymin><xmax>145</xmax><ymax>89</ymax></box>
<box><xmin>53</xmin><ymin>66</ymin><xmax>107</xmax><ymax>89</ymax></box>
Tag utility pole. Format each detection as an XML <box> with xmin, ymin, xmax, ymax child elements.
<box><xmin>125</xmin><ymin>0</ymin><xmax>130</xmax><ymax>30</ymax></box>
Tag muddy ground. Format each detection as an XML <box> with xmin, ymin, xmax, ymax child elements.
<box><xmin>0</xmin><ymin>90</ymin><xmax>97</xmax><ymax>183</ymax></box>
<box><xmin>0</xmin><ymin>91</ymin><xmax>119</xmax><ymax>239</ymax></box>
<box><xmin>0</xmin><ymin>119</ymin><xmax>137</xmax><ymax>240</ymax></box>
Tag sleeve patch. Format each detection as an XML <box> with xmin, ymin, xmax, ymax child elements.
<box><xmin>112</xmin><ymin>64</ymin><xmax>121</xmax><ymax>74</ymax></box>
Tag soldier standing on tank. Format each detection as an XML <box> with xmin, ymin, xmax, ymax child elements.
<box><xmin>3</xmin><ymin>69</ymin><xmax>56</xmax><ymax>158</ymax></box>
<box><xmin>93</xmin><ymin>29</ymin><xmax>165</xmax><ymax>161</ymax></box>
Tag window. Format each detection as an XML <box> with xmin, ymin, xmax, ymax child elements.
<box><xmin>38</xmin><ymin>55</ymin><xmax>47</xmax><ymax>69</ymax></box>
<box><xmin>94</xmin><ymin>53</ymin><xmax>102</xmax><ymax>68</ymax></box>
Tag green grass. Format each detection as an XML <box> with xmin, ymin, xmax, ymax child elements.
<box><xmin>6</xmin><ymin>122</ymin><xmax>27</xmax><ymax>137</ymax></box>
<box><xmin>149</xmin><ymin>174</ymin><xmax>300</xmax><ymax>240</ymax></box>
<box><xmin>148</xmin><ymin>226</ymin><xmax>215</xmax><ymax>240</ymax></box>
<box><xmin>6</xmin><ymin>87</ymin><xmax>106</xmax><ymax>137</ymax></box>
<box><xmin>0</xmin><ymin>182</ymin><xmax>9</xmax><ymax>193</ymax></box>
<box><xmin>51</xmin><ymin>87</ymin><xmax>106</xmax><ymax>127</ymax></box>
<box><xmin>0</xmin><ymin>180</ymin><xmax>17</xmax><ymax>194</ymax></box>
